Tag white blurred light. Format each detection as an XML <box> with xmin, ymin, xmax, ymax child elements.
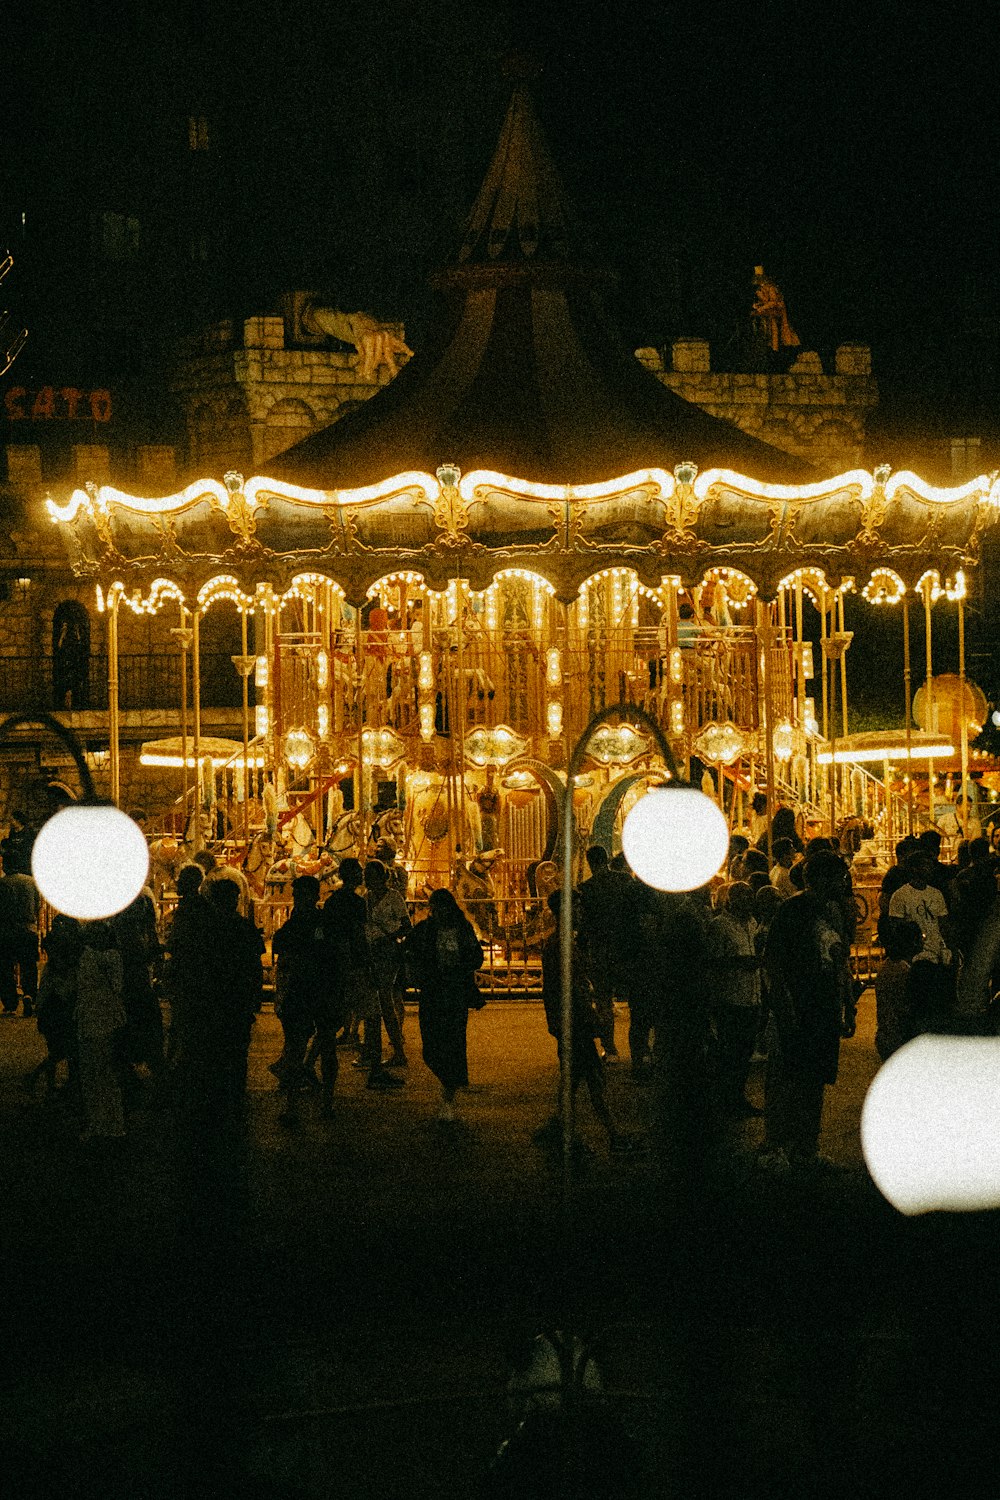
<box><xmin>861</xmin><ymin>1034</ymin><xmax>1000</xmax><ymax>1214</ymax></box>
<box><xmin>621</xmin><ymin>785</ymin><xmax>729</xmax><ymax>892</ymax></box>
<box><xmin>32</xmin><ymin>804</ymin><xmax>149</xmax><ymax>919</ymax></box>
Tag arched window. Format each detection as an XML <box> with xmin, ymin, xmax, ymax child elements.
<box><xmin>52</xmin><ymin>600</ymin><xmax>91</xmax><ymax>710</ymax></box>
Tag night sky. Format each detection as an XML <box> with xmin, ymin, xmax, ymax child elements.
<box><xmin>4</xmin><ymin>1</ymin><xmax>999</xmax><ymax>425</ymax></box>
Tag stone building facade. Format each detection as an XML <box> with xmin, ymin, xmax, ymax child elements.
<box><xmin>168</xmin><ymin>293</ymin><xmax>409</xmax><ymax>481</ymax></box>
<box><xmin>640</xmin><ymin>339</ymin><xmax>878</xmax><ymax>473</ymax></box>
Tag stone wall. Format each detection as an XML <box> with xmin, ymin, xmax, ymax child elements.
<box><xmin>636</xmin><ymin>340</ymin><xmax>878</xmax><ymax>472</ymax></box>
<box><xmin>170</xmin><ymin>306</ymin><xmax>410</xmax><ymax>480</ymax></box>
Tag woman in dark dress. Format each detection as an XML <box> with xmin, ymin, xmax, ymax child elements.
<box><xmin>405</xmin><ymin>888</ymin><xmax>484</xmax><ymax>1122</ymax></box>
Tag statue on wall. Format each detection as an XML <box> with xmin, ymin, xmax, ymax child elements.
<box><xmin>751</xmin><ymin>266</ymin><xmax>801</xmax><ymax>360</ymax></box>
<box><xmin>301</xmin><ymin>304</ymin><xmax>413</xmax><ymax>384</ymax></box>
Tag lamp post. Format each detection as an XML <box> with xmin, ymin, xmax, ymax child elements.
<box><xmin>558</xmin><ymin>702</ymin><xmax>728</xmax><ymax>1199</ymax></box>
<box><xmin>555</xmin><ymin>703</ymin><xmax>727</xmax><ymax>1474</ymax></box>
<box><xmin>1</xmin><ymin>711</ymin><xmax>149</xmax><ymax>919</ymax></box>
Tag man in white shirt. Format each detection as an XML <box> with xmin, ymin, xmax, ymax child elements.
<box><xmin>888</xmin><ymin>851</ymin><xmax>953</xmax><ymax>1020</ymax></box>
<box><xmin>769</xmin><ymin>839</ymin><xmax>798</xmax><ymax>900</ymax></box>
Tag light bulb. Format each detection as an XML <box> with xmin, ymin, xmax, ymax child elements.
<box><xmin>32</xmin><ymin>805</ymin><xmax>149</xmax><ymax>919</ymax></box>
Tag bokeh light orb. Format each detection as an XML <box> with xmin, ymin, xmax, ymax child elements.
<box><xmin>31</xmin><ymin>804</ymin><xmax>149</xmax><ymax>919</ymax></box>
<box><xmin>621</xmin><ymin>784</ymin><xmax>729</xmax><ymax>891</ymax></box>
<box><xmin>861</xmin><ymin>1034</ymin><xmax>1000</xmax><ymax>1215</ymax></box>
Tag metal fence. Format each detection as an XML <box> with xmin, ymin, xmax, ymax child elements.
<box><xmin>0</xmin><ymin>652</ymin><xmax>246</xmax><ymax>711</ymax></box>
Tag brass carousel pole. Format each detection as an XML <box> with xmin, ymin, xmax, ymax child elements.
<box><xmin>355</xmin><ymin>606</ymin><xmax>367</xmax><ymax>858</ymax></box>
<box><xmin>454</xmin><ymin>577</ymin><xmax>469</xmax><ymax>860</ymax></box>
<box><xmin>923</xmin><ymin>578</ymin><xmax>935</xmax><ymax>827</ymax></box>
<box><xmin>795</xmin><ymin>576</ymin><xmax>806</xmax><ymax>806</ymax></box>
<box><xmin>838</xmin><ymin>588</ymin><xmax>850</xmax><ymax>739</ymax></box>
<box><xmin>903</xmin><ymin>593</ymin><xmax>914</xmax><ymax>835</ymax></box>
<box><xmin>191</xmin><ymin>605</ymin><xmax>202</xmax><ymax>853</ymax></box>
<box><xmin>170</xmin><ymin>600</ymin><xmax>193</xmax><ymax>840</ymax></box>
<box><xmin>820</xmin><ymin>584</ymin><xmax>830</xmax><ymax>741</ymax></box>
<box><xmin>107</xmin><ymin>586</ymin><xmax>121</xmax><ymax>808</ymax></box>
<box><xmin>240</xmin><ymin>607</ymin><xmax>251</xmax><ymax>850</ymax></box>
<box><xmin>959</xmin><ymin>588</ymin><xmax>969</xmax><ymax>841</ymax></box>
<box><xmin>756</xmin><ymin>600</ymin><xmax>777</xmax><ymax>867</ymax></box>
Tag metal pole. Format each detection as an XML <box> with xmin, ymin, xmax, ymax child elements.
<box><xmin>455</xmin><ymin>578</ymin><xmax>469</xmax><ymax>860</ymax></box>
<box><xmin>820</xmin><ymin>587</ymin><xmax>829</xmax><ymax>742</ymax></box>
<box><xmin>560</xmin><ymin>702</ymin><xmax>680</xmax><ymax>1211</ymax></box>
<box><xmin>241</xmin><ymin>607</ymin><xmax>251</xmax><ymax>850</ymax></box>
<box><xmin>179</xmin><ymin>604</ymin><xmax>190</xmax><ymax>835</ymax></box>
<box><xmin>838</xmin><ymin>589</ymin><xmax>849</xmax><ymax>740</ymax></box>
<box><xmin>192</xmin><ymin>607</ymin><xmax>202</xmax><ymax>852</ymax></box>
<box><xmin>355</xmin><ymin>608</ymin><xmax>366</xmax><ymax>858</ymax></box>
<box><xmin>959</xmin><ymin>592</ymin><xmax>969</xmax><ymax>842</ymax></box>
<box><xmin>757</xmin><ymin>602</ymin><xmax>776</xmax><ymax>866</ymax></box>
<box><xmin>107</xmin><ymin>588</ymin><xmax>121</xmax><ymax>806</ymax></box>
<box><xmin>795</xmin><ymin>577</ymin><xmax>806</xmax><ymax>806</ymax></box>
<box><xmin>829</xmin><ymin>639</ymin><xmax>838</xmax><ymax>837</ymax></box>
<box><xmin>0</xmin><ymin>711</ymin><xmax>98</xmax><ymax>801</ymax></box>
<box><xmin>924</xmin><ymin>580</ymin><xmax>935</xmax><ymax>828</ymax></box>
<box><xmin>903</xmin><ymin>596</ymin><xmax>914</xmax><ymax>835</ymax></box>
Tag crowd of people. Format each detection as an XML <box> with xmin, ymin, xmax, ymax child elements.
<box><xmin>0</xmin><ymin>839</ymin><xmax>490</xmax><ymax>1143</ymax></box>
<box><xmin>3</xmin><ymin>804</ymin><xmax>999</xmax><ymax>1175</ymax></box>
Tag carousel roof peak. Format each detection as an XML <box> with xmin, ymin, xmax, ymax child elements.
<box><xmin>454</xmin><ymin>73</ymin><xmax>583</xmax><ymax>273</ymax></box>
<box><xmin>269</xmin><ymin>82</ymin><xmax>815</xmax><ymax>489</ymax></box>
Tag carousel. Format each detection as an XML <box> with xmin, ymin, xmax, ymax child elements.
<box><xmin>44</xmin><ymin>81</ymin><xmax>1000</xmax><ymax>968</ymax></box>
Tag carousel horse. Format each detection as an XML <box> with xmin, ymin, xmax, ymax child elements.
<box><xmin>368</xmin><ymin>807</ymin><xmax>406</xmax><ymax>860</ymax></box>
<box><xmin>147</xmin><ymin>835</ymin><xmax>184</xmax><ymax>900</ymax></box>
<box><xmin>454</xmin><ymin>850</ymin><xmax>502</xmax><ymax>938</ymax></box>
<box><xmin>181</xmin><ymin>808</ymin><xmax>215</xmax><ymax>856</ymax></box>
<box><xmin>324</xmin><ymin>811</ymin><xmax>362</xmax><ymax>864</ymax></box>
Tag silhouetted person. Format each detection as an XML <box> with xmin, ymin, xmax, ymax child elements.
<box><xmin>874</xmin><ymin>915</ymin><xmax>923</xmax><ymax>1060</ymax></box>
<box><xmin>576</xmin><ymin>844</ymin><xmax>633</xmax><ymax>1058</ymax></box>
<box><xmin>30</xmin><ymin>913</ymin><xmax>81</xmax><ymax>1096</ymax></box>
<box><xmin>164</xmin><ymin>862</ymin><xmax>213</xmax><ymax>1067</ymax></box>
<box><xmin>112</xmin><ymin>887</ymin><xmax>164</xmax><ymax>1090</ymax></box>
<box><xmin>538</xmin><ymin>890</ymin><xmax>634</xmax><ymax>1155</ymax></box>
<box><xmin>364</xmin><ymin>858</ymin><xmax>410</xmax><ymax>1074</ymax></box>
<box><xmin>75</xmin><ymin>920</ymin><xmax>126</xmax><ymax>1143</ymax></box>
<box><xmin>185</xmin><ymin>878</ymin><xmax>263</xmax><ymax>1126</ymax></box>
<box><xmin>0</xmin><ymin>860</ymin><xmax>40</xmax><ymax>1016</ymax></box>
<box><xmin>763</xmin><ymin>850</ymin><xmax>856</xmax><ymax>1173</ymax></box>
<box><xmin>272</xmin><ymin>874</ymin><xmax>338</xmax><ymax>1124</ymax></box>
<box><xmin>405</xmin><ymin>888</ymin><xmax>484</xmax><ymax>1123</ymax></box>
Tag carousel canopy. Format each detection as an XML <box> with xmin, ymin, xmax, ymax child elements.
<box><xmin>267</xmin><ymin>80</ymin><xmax>813</xmax><ymax>490</ymax></box>
<box><xmin>46</xmin><ymin>464</ymin><xmax>1000</xmax><ymax>606</ymax></box>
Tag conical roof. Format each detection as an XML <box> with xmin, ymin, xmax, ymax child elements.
<box><xmin>271</xmin><ymin>83</ymin><xmax>812</xmax><ymax>488</ymax></box>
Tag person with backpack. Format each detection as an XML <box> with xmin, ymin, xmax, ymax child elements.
<box><xmin>404</xmin><ymin>888</ymin><xmax>484</xmax><ymax>1123</ymax></box>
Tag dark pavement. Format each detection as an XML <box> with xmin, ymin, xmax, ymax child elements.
<box><xmin>2</xmin><ymin>995</ymin><xmax>998</xmax><ymax>1498</ymax></box>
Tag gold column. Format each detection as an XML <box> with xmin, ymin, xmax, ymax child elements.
<box><xmin>355</xmin><ymin>607</ymin><xmax>366</xmax><ymax>857</ymax></box>
<box><xmin>959</xmin><ymin>591</ymin><xmax>969</xmax><ymax>841</ymax></box>
<box><xmin>108</xmin><ymin>587</ymin><xmax>121</xmax><ymax>806</ymax></box>
<box><xmin>838</xmin><ymin>589</ymin><xmax>849</xmax><ymax>739</ymax></box>
<box><xmin>923</xmin><ymin>579</ymin><xmax>935</xmax><ymax>824</ymax></box>
<box><xmin>192</xmin><ymin>607</ymin><xmax>202</xmax><ymax>852</ymax></box>
<box><xmin>454</xmin><ymin>578</ymin><xmax>469</xmax><ymax>859</ymax></box>
<box><xmin>903</xmin><ymin>595</ymin><xmax>914</xmax><ymax>835</ymax></box>
<box><xmin>241</xmin><ymin>608</ymin><xmax>251</xmax><ymax>849</ymax></box>
<box><xmin>795</xmin><ymin>576</ymin><xmax>806</xmax><ymax>804</ymax></box>
<box><xmin>169</xmin><ymin>604</ymin><xmax>193</xmax><ymax>837</ymax></box>
<box><xmin>757</xmin><ymin>601</ymin><xmax>776</xmax><ymax>866</ymax></box>
<box><xmin>820</xmin><ymin>586</ymin><xmax>829</xmax><ymax>741</ymax></box>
